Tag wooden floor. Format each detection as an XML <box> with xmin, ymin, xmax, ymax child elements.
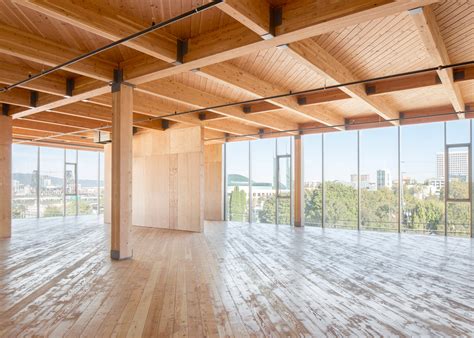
<box><xmin>0</xmin><ymin>217</ymin><xmax>473</xmax><ymax>337</ymax></box>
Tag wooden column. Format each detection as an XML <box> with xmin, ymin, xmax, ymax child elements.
<box><xmin>111</xmin><ymin>79</ymin><xmax>133</xmax><ymax>260</ymax></box>
<box><xmin>0</xmin><ymin>114</ymin><xmax>12</xmax><ymax>238</ymax></box>
<box><xmin>294</xmin><ymin>135</ymin><xmax>304</xmax><ymax>227</ymax></box>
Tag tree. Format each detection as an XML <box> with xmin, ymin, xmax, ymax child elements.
<box><xmin>229</xmin><ymin>186</ymin><xmax>247</xmax><ymax>222</ymax></box>
<box><xmin>259</xmin><ymin>196</ymin><xmax>291</xmax><ymax>224</ymax></box>
<box><xmin>43</xmin><ymin>205</ymin><xmax>63</xmax><ymax>217</ymax></box>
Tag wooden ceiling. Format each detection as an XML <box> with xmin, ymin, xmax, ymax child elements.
<box><xmin>0</xmin><ymin>0</ymin><xmax>473</xmax><ymax>150</ymax></box>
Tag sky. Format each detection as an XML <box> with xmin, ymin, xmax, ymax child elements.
<box><xmin>12</xmin><ymin>145</ymin><xmax>103</xmax><ymax>181</ymax></box>
<box><xmin>227</xmin><ymin>119</ymin><xmax>473</xmax><ymax>184</ymax></box>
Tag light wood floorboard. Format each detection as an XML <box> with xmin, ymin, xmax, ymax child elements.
<box><xmin>0</xmin><ymin>216</ymin><xmax>473</xmax><ymax>337</ymax></box>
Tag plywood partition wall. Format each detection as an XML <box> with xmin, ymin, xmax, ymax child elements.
<box><xmin>132</xmin><ymin>126</ymin><xmax>204</xmax><ymax>232</ymax></box>
<box><xmin>104</xmin><ymin>143</ymin><xmax>112</xmax><ymax>224</ymax></box>
<box><xmin>204</xmin><ymin>144</ymin><xmax>223</xmax><ymax>221</ymax></box>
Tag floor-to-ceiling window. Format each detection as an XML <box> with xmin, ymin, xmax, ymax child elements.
<box><xmin>445</xmin><ymin>119</ymin><xmax>471</xmax><ymax>236</ymax></box>
<box><xmin>39</xmin><ymin>147</ymin><xmax>64</xmax><ymax>217</ymax></box>
<box><xmin>276</xmin><ymin>137</ymin><xmax>292</xmax><ymax>225</ymax></box>
<box><xmin>401</xmin><ymin>122</ymin><xmax>445</xmax><ymax>235</ymax></box>
<box><xmin>360</xmin><ymin>127</ymin><xmax>399</xmax><ymax>232</ymax></box>
<box><xmin>78</xmin><ymin>150</ymin><xmax>100</xmax><ymax>215</ymax></box>
<box><xmin>12</xmin><ymin>144</ymin><xmax>38</xmax><ymax>219</ymax></box>
<box><xmin>225</xmin><ymin>137</ymin><xmax>293</xmax><ymax>224</ymax></box>
<box><xmin>12</xmin><ymin>144</ymin><xmax>103</xmax><ymax>219</ymax></box>
<box><xmin>224</xmin><ymin>121</ymin><xmax>472</xmax><ymax>237</ymax></box>
<box><xmin>225</xmin><ymin>141</ymin><xmax>250</xmax><ymax>222</ymax></box>
<box><xmin>324</xmin><ymin>131</ymin><xmax>358</xmax><ymax>229</ymax></box>
<box><xmin>250</xmin><ymin>139</ymin><xmax>276</xmax><ymax>224</ymax></box>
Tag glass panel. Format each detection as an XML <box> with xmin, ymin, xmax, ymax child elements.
<box><xmin>277</xmin><ymin>156</ymin><xmax>291</xmax><ymax>197</ymax></box>
<box><xmin>66</xmin><ymin>149</ymin><xmax>77</xmax><ymax>163</ymax></box>
<box><xmin>447</xmin><ymin>146</ymin><xmax>469</xmax><ymax>200</ymax></box>
<box><xmin>446</xmin><ymin>119</ymin><xmax>470</xmax><ymax>144</ymax></box>
<box><xmin>401</xmin><ymin>122</ymin><xmax>445</xmax><ymax>235</ymax></box>
<box><xmin>277</xmin><ymin>137</ymin><xmax>291</xmax><ymax>155</ymax></box>
<box><xmin>225</xmin><ymin>142</ymin><xmax>249</xmax><ymax>222</ymax></box>
<box><xmin>324</xmin><ymin>131</ymin><xmax>358</xmax><ymax>229</ymax></box>
<box><xmin>39</xmin><ymin>147</ymin><xmax>64</xmax><ymax>217</ymax></box>
<box><xmin>250</xmin><ymin>139</ymin><xmax>276</xmax><ymax>224</ymax></box>
<box><xmin>65</xmin><ymin>164</ymin><xmax>77</xmax><ymax>195</ymax></box>
<box><xmin>360</xmin><ymin>127</ymin><xmax>398</xmax><ymax>232</ymax></box>
<box><xmin>277</xmin><ymin>198</ymin><xmax>291</xmax><ymax>225</ymax></box>
<box><xmin>303</xmin><ymin>134</ymin><xmax>322</xmax><ymax>227</ymax></box>
<box><xmin>65</xmin><ymin>195</ymin><xmax>78</xmax><ymax>216</ymax></box>
<box><xmin>78</xmin><ymin>151</ymin><xmax>99</xmax><ymax>215</ymax></box>
<box><xmin>99</xmin><ymin>152</ymin><xmax>105</xmax><ymax>215</ymax></box>
<box><xmin>12</xmin><ymin>145</ymin><xmax>38</xmax><ymax>219</ymax></box>
<box><xmin>447</xmin><ymin>202</ymin><xmax>470</xmax><ymax>237</ymax></box>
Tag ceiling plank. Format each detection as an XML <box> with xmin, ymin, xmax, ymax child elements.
<box><xmin>286</xmin><ymin>39</ymin><xmax>400</xmax><ymax>123</ymax></box>
<box><xmin>0</xmin><ymin>24</ymin><xmax>115</xmax><ymax>81</ymax></box>
<box><xmin>13</xmin><ymin>0</ymin><xmax>178</xmax><ymax>63</ymax></box>
<box><xmin>409</xmin><ymin>6</ymin><xmax>465</xmax><ymax>118</ymax></box>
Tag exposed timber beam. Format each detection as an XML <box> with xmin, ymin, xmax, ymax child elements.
<box><xmin>11</xmin><ymin>0</ymin><xmax>438</xmax><ymax>119</ymax></box>
<box><xmin>138</xmin><ymin>79</ymin><xmax>298</xmax><ymax>132</ymax></box>
<box><xmin>216</xmin><ymin>0</ymin><xmax>271</xmax><ymax>38</ymax></box>
<box><xmin>198</xmin><ymin>62</ymin><xmax>346</xmax><ymax>128</ymax></box>
<box><xmin>409</xmin><ymin>5</ymin><xmax>465</xmax><ymax>119</ymax></box>
<box><xmin>286</xmin><ymin>39</ymin><xmax>400</xmax><ymax>123</ymax></box>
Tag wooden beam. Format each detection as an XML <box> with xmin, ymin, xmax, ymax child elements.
<box><xmin>13</xmin><ymin>138</ymin><xmax>103</xmax><ymax>150</ymax></box>
<box><xmin>138</xmin><ymin>80</ymin><xmax>298</xmax><ymax>132</ymax></box>
<box><xmin>409</xmin><ymin>6</ymin><xmax>465</xmax><ymax>118</ymax></box>
<box><xmin>294</xmin><ymin>135</ymin><xmax>303</xmax><ymax>227</ymax></box>
<box><xmin>198</xmin><ymin>63</ymin><xmax>346</xmax><ymax>128</ymax></box>
<box><xmin>242</xmin><ymin>101</ymin><xmax>282</xmax><ymax>114</ymax></box>
<box><xmin>297</xmin><ymin>89</ymin><xmax>350</xmax><ymax>106</ymax></box>
<box><xmin>216</xmin><ymin>0</ymin><xmax>271</xmax><ymax>37</ymax></box>
<box><xmin>13</xmin><ymin>119</ymin><xmax>83</xmax><ymax>134</ymax></box>
<box><xmin>0</xmin><ymin>114</ymin><xmax>12</xmax><ymax>238</ymax></box>
<box><xmin>23</xmin><ymin>111</ymin><xmax>108</xmax><ymax>130</ymax></box>
<box><xmin>0</xmin><ymin>24</ymin><xmax>114</xmax><ymax>81</ymax></box>
<box><xmin>111</xmin><ymin>83</ymin><xmax>133</xmax><ymax>260</ymax></box>
<box><xmin>287</xmin><ymin>39</ymin><xmax>399</xmax><ymax>123</ymax></box>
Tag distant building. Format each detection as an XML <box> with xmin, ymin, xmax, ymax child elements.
<box><xmin>428</xmin><ymin>178</ymin><xmax>444</xmax><ymax>196</ymax></box>
<box><xmin>351</xmin><ymin>174</ymin><xmax>373</xmax><ymax>190</ymax></box>
<box><xmin>437</xmin><ymin>151</ymin><xmax>468</xmax><ymax>179</ymax></box>
<box><xmin>377</xmin><ymin>170</ymin><xmax>392</xmax><ymax>190</ymax></box>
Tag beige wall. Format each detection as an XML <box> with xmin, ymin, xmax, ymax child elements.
<box><xmin>104</xmin><ymin>126</ymin><xmax>204</xmax><ymax>232</ymax></box>
<box><xmin>204</xmin><ymin>144</ymin><xmax>223</xmax><ymax>221</ymax></box>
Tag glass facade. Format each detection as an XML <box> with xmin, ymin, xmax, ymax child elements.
<box><xmin>225</xmin><ymin>138</ymin><xmax>293</xmax><ymax>225</ymax></box>
<box><xmin>12</xmin><ymin>144</ymin><xmax>103</xmax><ymax>219</ymax></box>
<box><xmin>225</xmin><ymin>120</ymin><xmax>474</xmax><ymax>237</ymax></box>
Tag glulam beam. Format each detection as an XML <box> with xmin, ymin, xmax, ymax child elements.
<box><xmin>410</xmin><ymin>5</ymin><xmax>465</xmax><ymax>118</ymax></box>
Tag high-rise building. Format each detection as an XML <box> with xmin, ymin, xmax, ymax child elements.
<box><xmin>436</xmin><ymin>151</ymin><xmax>468</xmax><ymax>179</ymax></box>
<box><xmin>377</xmin><ymin>169</ymin><xmax>392</xmax><ymax>190</ymax></box>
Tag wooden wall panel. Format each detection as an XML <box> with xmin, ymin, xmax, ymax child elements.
<box><xmin>104</xmin><ymin>143</ymin><xmax>112</xmax><ymax>224</ymax></box>
<box><xmin>0</xmin><ymin>115</ymin><xmax>12</xmax><ymax>238</ymax></box>
<box><xmin>204</xmin><ymin>144</ymin><xmax>223</xmax><ymax>221</ymax></box>
<box><xmin>132</xmin><ymin>126</ymin><xmax>204</xmax><ymax>232</ymax></box>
